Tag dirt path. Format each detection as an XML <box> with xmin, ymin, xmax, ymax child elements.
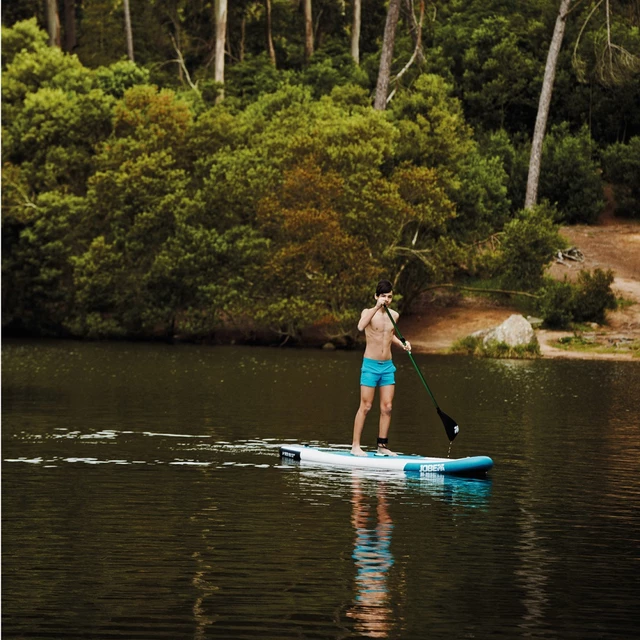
<box><xmin>403</xmin><ymin>219</ymin><xmax>640</xmax><ymax>360</ymax></box>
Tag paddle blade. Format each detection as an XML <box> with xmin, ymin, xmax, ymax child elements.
<box><xmin>437</xmin><ymin>407</ymin><xmax>460</xmax><ymax>442</ymax></box>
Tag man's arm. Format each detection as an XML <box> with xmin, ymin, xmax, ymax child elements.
<box><xmin>357</xmin><ymin>300</ymin><xmax>385</xmax><ymax>332</ymax></box>
<box><xmin>389</xmin><ymin>310</ymin><xmax>412</xmax><ymax>352</ymax></box>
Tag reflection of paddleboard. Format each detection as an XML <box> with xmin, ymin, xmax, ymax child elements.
<box><xmin>279</xmin><ymin>444</ymin><xmax>493</xmax><ymax>478</ymax></box>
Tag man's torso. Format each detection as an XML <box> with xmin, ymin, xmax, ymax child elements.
<box><xmin>363</xmin><ymin>307</ymin><xmax>397</xmax><ymax>360</ymax></box>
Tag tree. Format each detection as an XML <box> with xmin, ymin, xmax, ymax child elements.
<box><xmin>351</xmin><ymin>0</ymin><xmax>362</xmax><ymax>65</ymax></box>
<box><xmin>601</xmin><ymin>136</ymin><xmax>640</xmax><ymax>218</ymax></box>
<box><xmin>304</xmin><ymin>0</ymin><xmax>314</xmax><ymax>62</ymax></box>
<box><xmin>374</xmin><ymin>0</ymin><xmax>402</xmax><ymax>110</ymax></box>
<box><xmin>572</xmin><ymin>0</ymin><xmax>640</xmax><ymax>88</ymax></box>
<box><xmin>256</xmin><ymin>162</ymin><xmax>378</xmax><ymax>339</ymax></box>
<box><xmin>461</xmin><ymin>15</ymin><xmax>540</xmax><ymax>131</ymax></box>
<box><xmin>538</xmin><ymin>124</ymin><xmax>604</xmax><ymax>223</ymax></box>
<box><xmin>525</xmin><ymin>0</ymin><xmax>573</xmax><ymax>209</ymax></box>
<box><xmin>45</xmin><ymin>0</ymin><xmax>61</xmax><ymax>48</ymax></box>
<box><xmin>70</xmin><ymin>86</ymin><xmax>195</xmax><ymax>336</ymax></box>
<box><xmin>496</xmin><ymin>204</ymin><xmax>564</xmax><ymax>291</ymax></box>
<box><xmin>215</xmin><ymin>0</ymin><xmax>228</xmax><ymax>100</ymax></box>
<box><xmin>265</xmin><ymin>0</ymin><xmax>276</xmax><ymax>65</ymax></box>
<box><xmin>123</xmin><ymin>0</ymin><xmax>134</xmax><ymax>61</ymax></box>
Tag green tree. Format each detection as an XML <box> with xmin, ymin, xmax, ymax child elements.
<box><xmin>462</xmin><ymin>15</ymin><xmax>541</xmax><ymax>131</ymax></box>
<box><xmin>602</xmin><ymin>136</ymin><xmax>640</xmax><ymax>218</ymax></box>
<box><xmin>67</xmin><ymin>86</ymin><xmax>193</xmax><ymax>335</ymax></box>
<box><xmin>2</xmin><ymin>191</ymin><xmax>85</xmax><ymax>333</ymax></box>
<box><xmin>495</xmin><ymin>204</ymin><xmax>564</xmax><ymax>291</ymax></box>
<box><xmin>255</xmin><ymin>161</ymin><xmax>378</xmax><ymax>339</ymax></box>
<box><xmin>538</xmin><ymin>124</ymin><xmax>604</xmax><ymax>224</ymax></box>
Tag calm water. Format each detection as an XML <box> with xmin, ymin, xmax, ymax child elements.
<box><xmin>2</xmin><ymin>339</ymin><xmax>639</xmax><ymax>639</ymax></box>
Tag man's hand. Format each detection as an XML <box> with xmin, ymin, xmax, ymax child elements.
<box><xmin>403</xmin><ymin>340</ymin><xmax>412</xmax><ymax>352</ymax></box>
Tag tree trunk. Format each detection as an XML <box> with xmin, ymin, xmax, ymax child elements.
<box><xmin>525</xmin><ymin>0</ymin><xmax>572</xmax><ymax>209</ymax></box>
<box><xmin>63</xmin><ymin>0</ymin><xmax>76</xmax><ymax>52</ymax></box>
<box><xmin>374</xmin><ymin>0</ymin><xmax>401</xmax><ymax>110</ymax></box>
<box><xmin>240</xmin><ymin>14</ymin><xmax>246</xmax><ymax>62</ymax></box>
<box><xmin>351</xmin><ymin>0</ymin><xmax>361</xmax><ymax>65</ymax></box>
<box><xmin>46</xmin><ymin>0</ymin><xmax>61</xmax><ymax>48</ymax></box>
<box><xmin>215</xmin><ymin>0</ymin><xmax>228</xmax><ymax>101</ymax></box>
<box><xmin>265</xmin><ymin>0</ymin><xmax>276</xmax><ymax>66</ymax></box>
<box><xmin>123</xmin><ymin>0</ymin><xmax>134</xmax><ymax>61</ymax></box>
<box><xmin>304</xmin><ymin>0</ymin><xmax>314</xmax><ymax>62</ymax></box>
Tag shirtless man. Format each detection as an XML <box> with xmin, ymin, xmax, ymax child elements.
<box><xmin>351</xmin><ymin>280</ymin><xmax>411</xmax><ymax>457</ymax></box>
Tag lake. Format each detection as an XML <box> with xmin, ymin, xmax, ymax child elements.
<box><xmin>2</xmin><ymin>339</ymin><xmax>639</xmax><ymax>639</ymax></box>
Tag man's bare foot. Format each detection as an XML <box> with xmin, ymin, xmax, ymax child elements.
<box><xmin>377</xmin><ymin>445</ymin><xmax>398</xmax><ymax>457</ymax></box>
<box><xmin>351</xmin><ymin>446</ymin><xmax>368</xmax><ymax>457</ymax></box>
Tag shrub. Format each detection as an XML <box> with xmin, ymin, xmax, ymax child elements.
<box><xmin>572</xmin><ymin>268</ymin><xmax>617</xmax><ymax>323</ymax></box>
<box><xmin>537</xmin><ymin>278</ymin><xmax>575</xmax><ymax>328</ymax></box>
<box><xmin>496</xmin><ymin>203</ymin><xmax>564</xmax><ymax>291</ymax></box>
<box><xmin>601</xmin><ymin>137</ymin><xmax>640</xmax><ymax>219</ymax></box>
<box><xmin>537</xmin><ymin>268</ymin><xmax>617</xmax><ymax>327</ymax></box>
<box><xmin>539</xmin><ymin>124</ymin><xmax>605</xmax><ymax>224</ymax></box>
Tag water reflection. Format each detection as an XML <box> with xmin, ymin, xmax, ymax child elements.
<box><xmin>291</xmin><ymin>460</ymin><xmax>493</xmax><ymax>509</ymax></box>
<box><xmin>516</xmin><ymin>508</ymin><xmax>554</xmax><ymax>636</ymax></box>
<box><xmin>347</xmin><ymin>475</ymin><xmax>395</xmax><ymax>638</ymax></box>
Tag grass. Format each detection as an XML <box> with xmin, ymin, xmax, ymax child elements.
<box><xmin>450</xmin><ymin>335</ymin><xmax>541</xmax><ymax>359</ymax></box>
<box><xmin>555</xmin><ymin>334</ymin><xmax>640</xmax><ymax>357</ymax></box>
<box><xmin>616</xmin><ymin>296</ymin><xmax>636</xmax><ymax>310</ymax></box>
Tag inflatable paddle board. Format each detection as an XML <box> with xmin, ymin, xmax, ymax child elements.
<box><xmin>279</xmin><ymin>444</ymin><xmax>493</xmax><ymax>477</ymax></box>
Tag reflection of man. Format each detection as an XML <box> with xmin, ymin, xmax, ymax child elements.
<box><xmin>347</xmin><ymin>475</ymin><xmax>394</xmax><ymax>638</ymax></box>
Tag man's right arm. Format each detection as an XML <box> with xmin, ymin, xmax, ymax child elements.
<box><xmin>357</xmin><ymin>302</ymin><xmax>383</xmax><ymax>332</ymax></box>
<box><xmin>357</xmin><ymin>308</ymin><xmax>373</xmax><ymax>332</ymax></box>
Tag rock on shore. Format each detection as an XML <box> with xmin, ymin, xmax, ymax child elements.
<box><xmin>480</xmin><ymin>314</ymin><xmax>536</xmax><ymax>348</ymax></box>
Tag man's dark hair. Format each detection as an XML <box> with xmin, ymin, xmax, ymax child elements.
<box><xmin>376</xmin><ymin>279</ymin><xmax>393</xmax><ymax>296</ymax></box>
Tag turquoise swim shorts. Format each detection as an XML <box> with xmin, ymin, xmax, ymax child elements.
<box><xmin>360</xmin><ymin>358</ymin><xmax>396</xmax><ymax>387</ymax></box>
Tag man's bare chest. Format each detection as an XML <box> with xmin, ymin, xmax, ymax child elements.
<box><xmin>368</xmin><ymin>314</ymin><xmax>393</xmax><ymax>334</ymax></box>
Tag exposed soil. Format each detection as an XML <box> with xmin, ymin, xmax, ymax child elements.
<box><xmin>403</xmin><ymin>217</ymin><xmax>640</xmax><ymax>360</ymax></box>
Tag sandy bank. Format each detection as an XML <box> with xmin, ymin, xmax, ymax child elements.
<box><xmin>400</xmin><ymin>221</ymin><xmax>640</xmax><ymax>362</ymax></box>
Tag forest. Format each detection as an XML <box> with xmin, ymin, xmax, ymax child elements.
<box><xmin>2</xmin><ymin>1</ymin><xmax>639</xmax><ymax>344</ymax></box>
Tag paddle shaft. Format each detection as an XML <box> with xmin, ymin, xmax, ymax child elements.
<box><xmin>383</xmin><ymin>305</ymin><xmax>440</xmax><ymax>410</ymax></box>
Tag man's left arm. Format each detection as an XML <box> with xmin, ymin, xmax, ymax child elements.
<box><xmin>390</xmin><ymin>313</ymin><xmax>411</xmax><ymax>351</ymax></box>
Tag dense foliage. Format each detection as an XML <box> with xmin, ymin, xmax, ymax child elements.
<box><xmin>537</xmin><ymin>269</ymin><xmax>618</xmax><ymax>328</ymax></box>
<box><xmin>2</xmin><ymin>1</ymin><xmax>638</xmax><ymax>342</ymax></box>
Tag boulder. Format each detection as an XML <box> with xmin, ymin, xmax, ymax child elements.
<box><xmin>483</xmin><ymin>314</ymin><xmax>536</xmax><ymax>348</ymax></box>
<box><xmin>526</xmin><ymin>316</ymin><xmax>544</xmax><ymax>329</ymax></box>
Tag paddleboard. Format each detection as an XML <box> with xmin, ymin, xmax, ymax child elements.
<box><xmin>279</xmin><ymin>444</ymin><xmax>493</xmax><ymax>477</ymax></box>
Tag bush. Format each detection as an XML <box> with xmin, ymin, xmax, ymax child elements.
<box><xmin>537</xmin><ymin>268</ymin><xmax>617</xmax><ymax>327</ymax></box>
<box><xmin>496</xmin><ymin>203</ymin><xmax>563</xmax><ymax>291</ymax></box>
<box><xmin>601</xmin><ymin>137</ymin><xmax>640</xmax><ymax>219</ymax></box>
<box><xmin>572</xmin><ymin>268</ymin><xmax>617</xmax><ymax>324</ymax></box>
<box><xmin>537</xmin><ymin>278</ymin><xmax>575</xmax><ymax>328</ymax></box>
<box><xmin>539</xmin><ymin>124</ymin><xmax>604</xmax><ymax>224</ymax></box>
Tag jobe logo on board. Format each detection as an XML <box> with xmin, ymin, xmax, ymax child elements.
<box><xmin>419</xmin><ymin>464</ymin><xmax>445</xmax><ymax>474</ymax></box>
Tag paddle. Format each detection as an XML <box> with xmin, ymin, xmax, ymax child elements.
<box><xmin>384</xmin><ymin>305</ymin><xmax>459</xmax><ymax>443</ymax></box>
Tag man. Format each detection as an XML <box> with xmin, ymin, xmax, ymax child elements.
<box><xmin>351</xmin><ymin>279</ymin><xmax>411</xmax><ymax>457</ymax></box>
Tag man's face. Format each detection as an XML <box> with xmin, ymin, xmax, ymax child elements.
<box><xmin>376</xmin><ymin>291</ymin><xmax>393</xmax><ymax>306</ymax></box>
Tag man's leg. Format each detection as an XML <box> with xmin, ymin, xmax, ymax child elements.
<box><xmin>352</xmin><ymin>385</ymin><xmax>375</xmax><ymax>456</ymax></box>
<box><xmin>377</xmin><ymin>384</ymin><xmax>397</xmax><ymax>456</ymax></box>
